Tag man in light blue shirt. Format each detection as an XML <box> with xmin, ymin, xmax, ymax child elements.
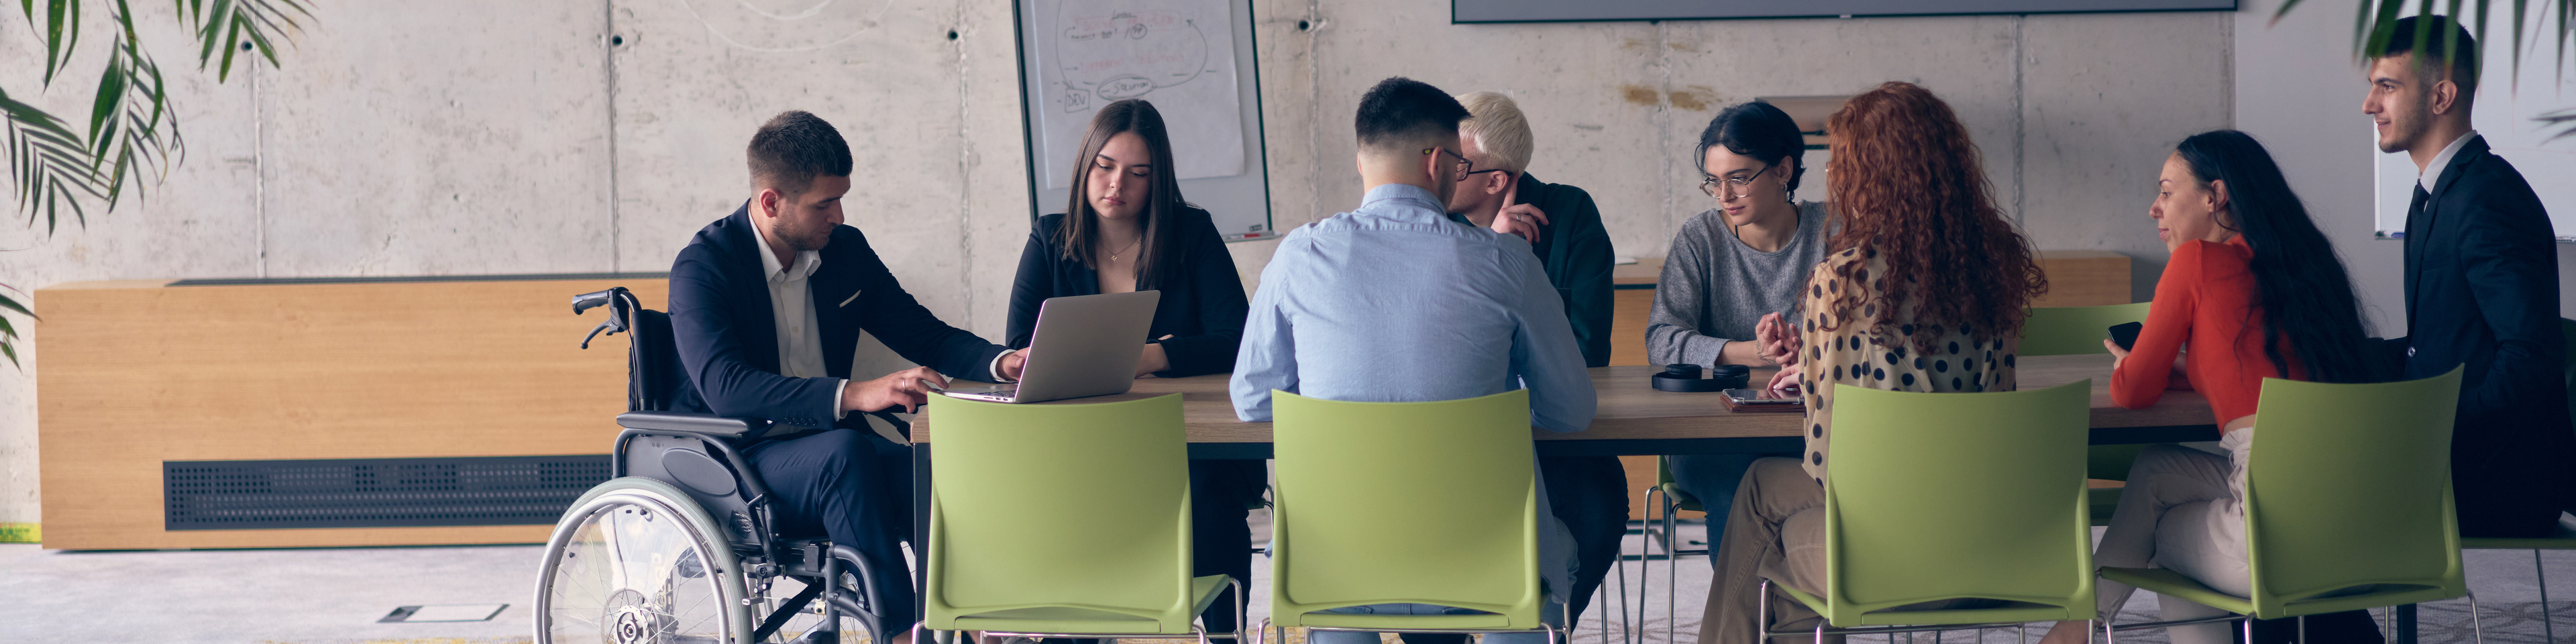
<box><xmin>1231</xmin><ymin>76</ymin><xmax>1596</xmax><ymax>644</ymax></box>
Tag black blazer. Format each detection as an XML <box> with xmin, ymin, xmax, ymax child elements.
<box><xmin>1006</xmin><ymin>207</ymin><xmax>1250</xmax><ymax>378</ymax></box>
<box><xmin>2392</xmin><ymin>136</ymin><xmax>2576</xmax><ymax>529</ymax></box>
<box><xmin>669</xmin><ymin>203</ymin><xmax>1007</xmax><ymax>430</ymax></box>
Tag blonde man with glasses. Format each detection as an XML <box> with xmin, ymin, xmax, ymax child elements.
<box><xmin>1647</xmin><ymin>101</ymin><xmax>1830</xmax><ymax>565</ymax></box>
<box><xmin>1442</xmin><ymin>91</ymin><xmax>1627</xmax><ymax>635</ymax></box>
<box><xmin>1445</xmin><ymin>92</ymin><xmax>1617</xmax><ymax>369</ymax></box>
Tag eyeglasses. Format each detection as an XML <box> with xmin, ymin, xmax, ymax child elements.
<box><xmin>1699</xmin><ymin>163</ymin><xmax>1778</xmax><ymax>199</ymax></box>
<box><xmin>1424</xmin><ymin>147</ymin><xmax>1476</xmax><ymax>176</ymax></box>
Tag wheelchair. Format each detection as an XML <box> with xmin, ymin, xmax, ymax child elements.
<box><xmin>534</xmin><ymin>286</ymin><xmax>898</xmax><ymax>644</ymax></box>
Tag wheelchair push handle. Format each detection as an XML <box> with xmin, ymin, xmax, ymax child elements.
<box><xmin>571</xmin><ymin>288</ymin><xmax>619</xmax><ymax>316</ymax></box>
<box><xmin>572</xmin><ymin>286</ymin><xmax>638</xmax><ymax>350</ymax></box>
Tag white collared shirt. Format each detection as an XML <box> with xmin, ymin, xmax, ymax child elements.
<box><xmin>2419</xmin><ymin>130</ymin><xmax>2480</xmax><ymax>194</ymax></box>
<box><xmin>753</xmin><ymin>221</ymin><xmax>849</xmax><ymax>425</ymax></box>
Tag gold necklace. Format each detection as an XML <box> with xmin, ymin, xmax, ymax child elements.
<box><xmin>1107</xmin><ymin>237</ymin><xmax>1142</xmax><ymax>262</ymax></box>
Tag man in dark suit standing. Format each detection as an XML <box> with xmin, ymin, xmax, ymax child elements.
<box><xmin>671</xmin><ymin>111</ymin><xmax>1028</xmax><ymax>644</ymax></box>
<box><xmin>2366</xmin><ymin>15</ymin><xmax>2575</xmax><ymax>538</ymax></box>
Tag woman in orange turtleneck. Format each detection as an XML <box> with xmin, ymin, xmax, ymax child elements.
<box><xmin>2038</xmin><ymin>131</ymin><xmax>2382</xmax><ymax>644</ymax></box>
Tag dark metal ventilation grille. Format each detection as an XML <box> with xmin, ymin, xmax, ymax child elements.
<box><xmin>165</xmin><ymin>455</ymin><xmax>612</xmax><ymax>530</ymax></box>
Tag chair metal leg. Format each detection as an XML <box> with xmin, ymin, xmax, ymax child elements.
<box><xmin>1664</xmin><ymin>490</ymin><xmax>1680</xmax><ymax>644</ymax></box>
<box><xmin>2240</xmin><ymin>617</ymin><xmax>2251</xmax><ymax>644</ymax></box>
<box><xmin>2465</xmin><ymin>589</ymin><xmax>2485</xmax><ymax>644</ymax></box>
<box><xmin>2296</xmin><ymin>614</ymin><xmax>2306</xmax><ymax>644</ymax></box>
<box><xmin>1756</xmin><ymin>578</ymin><xmax>1772</xmax><ymax>643</ymax></box>
<box><xmin>1621</xmin><ymin>544</ymin><xmax>1635</xmax><ymax>644</ymax></box>
<box><xmin>2537</xmin><ymin>549</ymin><xmax>2554</xmax><ymax>644</ymax></box>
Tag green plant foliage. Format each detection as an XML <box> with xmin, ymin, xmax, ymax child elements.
<box><xmin>2</xmin><ymin>0</ymin><xmax>307</xmax><ymax>368</ymax></box>
<box><xmin>2277</xmin><ymin>0</ymin><xmax>2576</xmax><ymax>140</ymax></box>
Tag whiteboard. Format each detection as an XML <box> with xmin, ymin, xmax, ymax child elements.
<box><xmin>1014</xmin><ymin>0</ymin><xmax>1276</xmax><ymax>241</ymax></box>
<box><xmin>2374</xmin><ymin>10</ymin><xmax>2576</xmax><ymax>242</ymax></box>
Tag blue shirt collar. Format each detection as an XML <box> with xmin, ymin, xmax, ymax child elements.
<box><xmin>1360</xmin><ymin>182</ymin><xmax>1445</xmax><ymax>211</ymax></box>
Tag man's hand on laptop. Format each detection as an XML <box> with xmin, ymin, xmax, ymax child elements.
<box><xmin>845</xmin><ymin>366</ymin><xmax>949</xmax><ymax>414</ymax></box>
<box><xmin>998</xmin><ymin>349</ymin><xmax>1029</xmax><ymax>382</ymax></box>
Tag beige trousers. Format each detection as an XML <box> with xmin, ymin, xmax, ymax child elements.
<box><xmin>2093</xmin><ymin>437</ymin><xmax>2253</xmax><ymax>644</ymax></box>
<box><xmin>1697</xmin><ymin>458</ymin><xmax>1831</xmax><ymax>644</ymax></box>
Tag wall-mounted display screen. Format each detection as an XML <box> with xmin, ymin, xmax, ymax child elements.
<box><xmin>1453</xmin><ymin>1</ymin><xmax>2237</xmax><ymax>23</ymax></box>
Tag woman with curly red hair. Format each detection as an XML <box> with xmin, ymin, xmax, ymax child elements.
<box><xmin>1695</xmin><ymin>81</ymin><xmax>2047</xmax><ymax>644</ymax></box>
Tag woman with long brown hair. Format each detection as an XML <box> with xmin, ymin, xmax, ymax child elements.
<box><xmin>1005</xmin><ymin>98</ymin><xmax>1257</xmax><ymax>643</ymax></box>
<box><xmin>1695</xmin><ymin>81</ymin><xmax>2047</xmax><ymax>644</ymax></box>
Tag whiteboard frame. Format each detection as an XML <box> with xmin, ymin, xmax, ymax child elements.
<box><xmin>1012</xmin><ymin>0</ymin><xmax>1277</xmax><ymax>242</ymax></box>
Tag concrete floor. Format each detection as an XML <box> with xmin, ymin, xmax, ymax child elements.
<box><xmin>5</xmin><ymin>519</ymin><xmax>2573</xmax><ymax>644</ymax></box>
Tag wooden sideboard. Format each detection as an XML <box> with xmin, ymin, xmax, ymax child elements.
<box><xmin>36</xmin><ymin>274</ymin><xmax>666</xmax><ymax>549</ymax></box>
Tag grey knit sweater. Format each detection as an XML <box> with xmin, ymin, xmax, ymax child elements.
<box><xmin>1645</xmin><ymin>201</ymin><xmax>1831</xmax><ymax>370</ymax></box>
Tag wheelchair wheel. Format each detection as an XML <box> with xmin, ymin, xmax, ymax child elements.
<box><xmin>536</xmin><ymin>477</ymin><xmax>753</xmax><ymax>644</ymax></box>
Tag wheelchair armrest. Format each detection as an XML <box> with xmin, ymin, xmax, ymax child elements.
<box><xmin>615</xmin><ymin>411</ymin><xmax>772</xmax><ymax>439</ymax></box>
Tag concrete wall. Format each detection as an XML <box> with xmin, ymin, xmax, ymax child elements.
<box><xmin>2235</xmin><ymin>0</ymin><xmax>2576</xmax><ymax>341</ymax></box>
<box><xmin>0</xmin><ymin>1</ymin><xmax>2234</xmax><ymax>525</ymax></box>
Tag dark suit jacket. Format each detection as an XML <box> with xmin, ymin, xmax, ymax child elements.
<box><xmin>2392</xmin><ymin>136</ymin><xmax>2576</xmax><ymax>532</ymax></box>
<box><xmin>1513</xmin><ymin>172</ymin><xmax>1617</xmax><ymax>368</ymax></box>
<box><xmin>670</xmin><ymin>203</ymin><xmax>1007</xmax><ymax>430</ymax></box>
<box><xmin>1006</xmin><ymin>207</ymin><xmax>1250</xmax><ymax>378</ymax></box>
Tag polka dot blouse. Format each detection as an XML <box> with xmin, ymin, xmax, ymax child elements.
<box><xmin>1796</xmin><ymin>247</ymin><xmax>2020</xmax><ymax>484</ymax></box>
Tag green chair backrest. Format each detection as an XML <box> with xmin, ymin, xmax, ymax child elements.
<box><xmin>1818</xmin><ymin>380</ymin><xmax>2096</xmax><ymax>626</ymax></box>
<box><xmin>2241</xmin><ymin>367</ymin><xmax>2466</xmax><ymax>616</ymax></box>
<box><xmin>922</xmin><ymin>394</ymin><xmax>1199</xmax><ymax>632</ymax></box>
<box><xmin>1654</xmin><ymin>455</ymin><xmax>1701</xmax><ymax>513</ymax></box>
<box><xmin>1267</xmin><ymin>389</ymin><xmax>1544</xmax><ymax>631</ymax></box>
<box><xmin>2019</xmin><ymin>303</ymin><xmax>2151</xmax><ymax>357</ymax></box>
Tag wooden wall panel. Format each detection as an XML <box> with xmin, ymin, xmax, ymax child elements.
<box><xmin>2034</xmin><ymin>250</ymin><xmax>2135</xmax><ymax>307</ymax></box>
<box><xmin>36</xmin><ymin>276</ymin><xmax>668</xmax><ymax>549</ymax></box>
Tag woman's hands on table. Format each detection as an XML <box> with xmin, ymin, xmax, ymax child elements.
<box><xmin>1766</xmin><ymin>362</ymin><xmax>1803</xmax><ymax>392</ymax></box>
<box><xmin>2104</xmin><ymin>337</ymin><xmax>2194</xmax><ymax>390</ymax></box>
<box><xmin>1135</xmin><ymin>335</ymin><xmax>1175</xmax><ymax>378</ymax></box>
<box><xmin>1755</xmin><ymin>312</ymin><xmax>1801</xmax><ymax>367</ymax></box>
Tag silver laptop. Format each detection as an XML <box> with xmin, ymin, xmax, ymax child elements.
<box><xmin>941</xmin><ymin>290</ymin><xmax>1161</xmax><ymax>403</ymax></box>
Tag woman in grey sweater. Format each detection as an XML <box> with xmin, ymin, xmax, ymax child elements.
<box><xmin>1647</xmin><ymin>101</ymin><xmax>1829</xmax><ymax>551</ymax></box>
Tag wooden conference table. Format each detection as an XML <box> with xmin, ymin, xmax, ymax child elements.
<box><xmin>906</xmin><ymin>353</ymin><xmax>2220</xmax><ymax>458</ymax></box>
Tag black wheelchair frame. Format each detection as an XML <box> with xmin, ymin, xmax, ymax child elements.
<box><xmin>552</xmin><ymin>286</ymin><xmax>892</xmax><ymax>643</ymax></box>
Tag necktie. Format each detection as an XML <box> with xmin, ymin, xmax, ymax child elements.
<box><xmin>2408</xmin><ymin>186</ymin><xmax>2430</xmax><ymax>230</ymax></box>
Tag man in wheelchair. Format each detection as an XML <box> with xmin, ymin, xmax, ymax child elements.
<box><xmin>664</xmin><ymin>110</ymin><xmax>1030</xmax><ymax>643</ymax></box>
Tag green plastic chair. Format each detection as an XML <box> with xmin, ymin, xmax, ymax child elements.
<box><xmin>2453</xmin><ymin>318</ymin><xmax>2576</xmax><ymax>643</ymax></box>
<box><xmin>1263</xmin><ymin>388</ymin><xmax>1563</xmax><ymax>644</ymax></box>
<box><xmin>1753</xmin><ymin>380</ymin><xmax>2098</xmax><ymax>641</ymax></box>
<box><xmin>2098</xmin><ymin>366</ymin><xmax>2469</xmax><ymax>643</ymax></box>
<box><xmin>2020</xmin><ymin>302</ymin><xmax>2157</xmax><ymax>525</ymax></box>
<box><xmin>920</xmin><ymin>393</ymin><xmax>1242</xmax><ymax>641</ymax></box>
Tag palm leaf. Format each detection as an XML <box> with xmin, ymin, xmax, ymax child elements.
<box><xmin>182</xmin><ymin>0</ymin><xmax>309</xmax><ymax>82</ymax></box>
<box><xmin>2542</xmin><ymin>106</ymin><xmax>2576</xmax><ymax>140</ymax></box>
<box><xmin>1</xmin><ymin>86</ymin><xmax>104</xmax><ymax>233</ymax></box>
<box><xmin>0</xmin><ymin>287</ymin><xmax>26</xmax><ymax>369</ymax></box>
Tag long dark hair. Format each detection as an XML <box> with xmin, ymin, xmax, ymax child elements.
<box><xmin>1820</xmin><ymin>82</ymin><xmax>2047</xmax><ymax>353</ymax></box>
<box><xmin>1060</xmin><ymin>99</ymin><xmax>1185</xmax><ymax>290</ymax></box>
<box><xmin>2174</xmin><ymin>130</ymin><xmax>2378</xmax><ymax>383</ymax></box>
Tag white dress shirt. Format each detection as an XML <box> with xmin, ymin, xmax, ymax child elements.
<box><xmin>2419</xmin><ymin>130</ymin><xmax>2479</xmax><ymax>193</ymax></box>
<box><xmin>753</xmin><ymin>221</ymin><xmax>849</xmax><ymax>426</ymax></box>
